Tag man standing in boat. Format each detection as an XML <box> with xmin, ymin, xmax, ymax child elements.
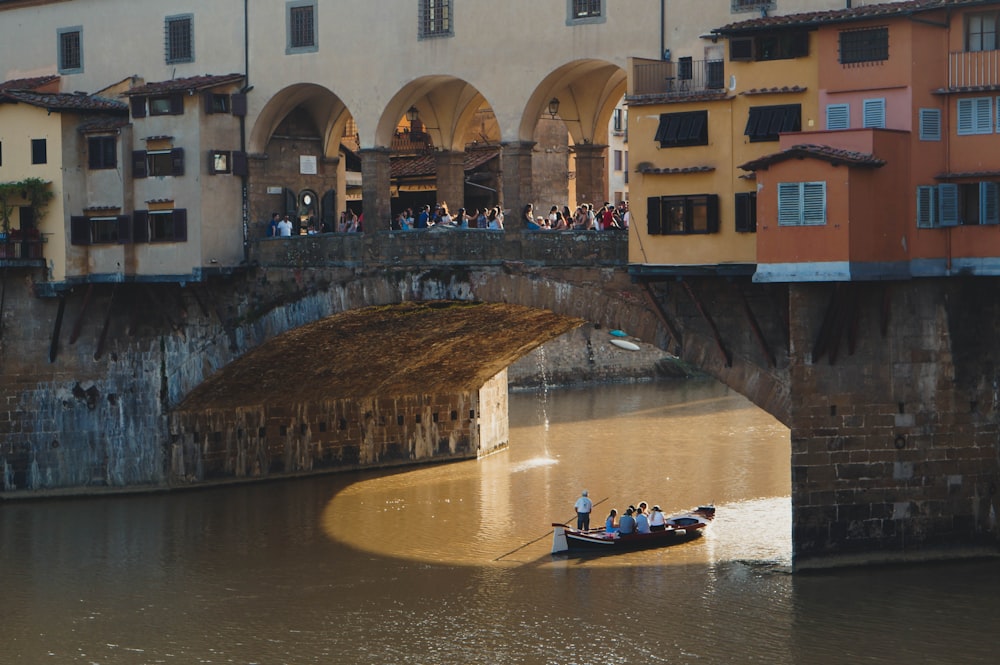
<box><xmin>574</xmin><ymin>490</ymin><xmax>593</xmax><ymax>530</ymax></box>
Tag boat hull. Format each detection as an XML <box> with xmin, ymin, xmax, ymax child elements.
<box><xmin>551</xmin><ymin>506</ymin><xmax>715</xmax><ymax>554</ymax></box>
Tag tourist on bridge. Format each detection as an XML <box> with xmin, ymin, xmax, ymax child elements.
<box><xmin>574</xmin><ymin>489</ymin><xmax>593</xmax><ymax>530</ymax></box>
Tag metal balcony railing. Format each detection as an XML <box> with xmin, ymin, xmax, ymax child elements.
<box><xmin>0</xmin><ymin>232</ymin><xmax>45</xmax><ymax>260</ymax></box>
<box><xmin>948</xmin><ymin>50</ymin><xmax>1000</xmax><ymax>89</ymax></box>
<box><xmin>632</xmin><ymin>58</ymin><xmax>726</xmax><ymax>97</ymax></box>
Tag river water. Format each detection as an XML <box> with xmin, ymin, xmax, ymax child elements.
<box><xmin>2</xmin><ymin>379</ymin><xmax>998</xmax><ymax>664</ymax></box>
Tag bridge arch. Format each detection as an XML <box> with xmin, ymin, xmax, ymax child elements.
<box><xmin>248</xmin><ymin>83</ymin><xmax>355</xmax><ymax>158</ymax></box>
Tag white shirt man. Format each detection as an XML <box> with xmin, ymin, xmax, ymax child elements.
<box><xmin>574</xmin><ymin>490</ymin><xmax>593</xmax><ymax>530</ymax></box>
<box><xmin>277</xmin><ymin>216</ymin><xmax>293</xmax><ymax>237</ymax></box>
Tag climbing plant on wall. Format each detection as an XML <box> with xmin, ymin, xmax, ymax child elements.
<box><xmin>0</xmin><ymin>178</ymin><xmax>54</xmax><ymax>234</ymax></box>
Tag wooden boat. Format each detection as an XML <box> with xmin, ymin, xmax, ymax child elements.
<box><xmin>551</xmin><ymin>505</ymin><xmax>715</xmax><ymax>554</ymax></box>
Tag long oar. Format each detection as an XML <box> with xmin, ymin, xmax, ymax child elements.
<box><xmin>493</xmin><ymin>496</ymin><xmax>608</xmax><ymax>561</ymax></box>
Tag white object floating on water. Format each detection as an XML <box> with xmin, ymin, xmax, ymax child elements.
<box><xmin>610</xmin><ymin>338</ymin><xmax>640</xmax><ymax>351</ymax></box>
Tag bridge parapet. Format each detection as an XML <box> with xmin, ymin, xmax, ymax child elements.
<box><xmin>251</xmin><ymin>230</ymin><xmax>628</xmax><ymax>268</ymax></box>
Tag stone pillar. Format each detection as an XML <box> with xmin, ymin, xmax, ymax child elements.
<box><xmin>500</xmin><ymin>141</ymin><xmax>535</xmax><ymax>230</ymax></box>
<box><xmin>573</xmin><ymin>143</ymin><xmax>609</xmax><ymax>209</ymax></box>
<box><xmin>360</xmin><ymin>147</ymin><xmax>392</xmax><ymax>232</ymax></box>
<box><xmin>435</xmin><ymin>150</ymin><xmax>466</xmax><ymax>214</ymax></box>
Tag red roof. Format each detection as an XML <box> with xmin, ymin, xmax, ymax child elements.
<box><xmin>0</xmin><ymin>75</ymin><xmax>60</xmax><ymax>92</ymax></box>
<box><xmin>714</xmin><ymin>0</ymin><xmax>980</xmax><ymax>34</ymax></box>
<box><xmin>125</xmin><ymin>73</ymin><xmax>244</xmax><ymax>96</ymax></box>
<box><xmin>391</xmin><ymin>147</ymin><xmax>499</xmax><ymax>179</ymax></box>
<box><xmin>0</xmin><ymin>90</ymin><xmax>128</xmax><ymax>113</ymax></box>
<box><xmin>739</xmin><ymin>144</ymin><xmax>886</xmax><ymax>171</ymax></box>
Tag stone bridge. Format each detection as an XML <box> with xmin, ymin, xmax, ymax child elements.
<box><xmin>3</xmin><ymin>230</ymin><xmax>999</xmax><ymax>569</ymax></box>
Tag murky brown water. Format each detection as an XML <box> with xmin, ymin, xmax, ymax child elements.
<box><xmin>2</xmin><ymin>379</ymin><xmax>998</xmax><ymax>664</ymax></box>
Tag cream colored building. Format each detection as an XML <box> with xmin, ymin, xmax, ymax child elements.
<box><xmin>0</xmin><ymin>0</ymin><xmax>902</xmax><ymax>288</ymax></box>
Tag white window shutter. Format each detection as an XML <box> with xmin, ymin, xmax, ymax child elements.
<box><xmin>916</xmin><ymin>185</ymin><xmax>937</xmax><ymax>228</ymax></box>
<box><xmin>938</xmin><ymin>183</ymin><xmax>959</xmax><ymax>226</ymax></box>
<box><xmin>863</xmin><ymin>98</ymin><xmax>886</xmax><ymax>129</ymax></box>
<box><xmin>981</xmin><ymin>181</ymin><xmax>999</xmax><ymax>225</ymax></box>
<box><xmin>826</xmin><ymin>103</ymin><xmax>850</xmax><ymax>130</ymax></box>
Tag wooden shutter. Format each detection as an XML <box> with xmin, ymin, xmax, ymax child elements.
<box><xmin>975</xmin><ymin>97</ymin><xmax>993</xmax><ymax>133</ymax></box>
<box><xmin>729</xmin><ymin>37</ymin><xmax>753</xmax><ymax>61</ymax></box>
<box><xmin>863</xmin><ymin>98</ymin><xmax>886</xmax><ymax>129</ymax></box>
<box><xmin>735</xmin><ymin>192</ymin><xmax>757</xmax><ymax>232</ymax></box>
<box><xmin>130</xmin><ymin>96</ymin><xmax>146</xmax><ymax>118</ymax></box>
<box><xmin>70</xmin><ymin>216</ymin><xmax>91</xmax><ymax>246</ymax></box>
<box><xmin>231</xmin><ymin>93</ymin><xmax>247</xmax><ymax>117</ymax></box>
<box><xmin>117</xmin><ymin>215</ymin><xmax>132</xmax><ymax>243</ymax></box>
<box><xmin>170</xmin><ymin>93</ymin><xmax>184</xmax><ymax>115</ymax></box>
<box><xmin>321</xmin><ymin>190</ymin><xmax>336</xmax><ymax>228</ymax></box>
<box><xmin>203</xmin><ymin>91</ymin><xmax>216</xmax><ymax>114</ymax></box>
<box><xmin>132</xmin><ymin>150</ymin><xmax>148</xmax><ymax>178</ymax></box>
<box><xmin>646</xmin><ymin>196</ymin><xmax>662</xmax><ymax>235</ymax></box>
<box><xmin>981</xmin><ymin>181</ymin><xmax>999</xmax><ymax>225</ymax></box>
<box><xmin>133</xmin><ymin>210</ymin><xmax>149</xmax><ymax>242</ymax></box>
<box><xmin>826</xmin><ymin>104</ymin><xmax>850</xmax><ymax>130</ymax></box>
<box><xmin>171</xmin><ymin>148</ymin><xmax>185</xmax><ymax>176</ymax></box>
<box><xmin>957</xmin><ymin>99</ymin><xmax>975</xmax><ymax>134</ymax></box>
<box><xmin>937</xmin><ymin>183</ymin><xmax>959</xmax><ymax>226</ymax></box>
<box><xmin>789</xmin><ymin>31</ymin><xmax>810</xmax><ymax>57</ymax></box>
<box><xmin>916</xmin><ymin>186</ymin><xmax>937</xmax><ymax>228</ymax></box>
<box><xmin>919</xmin><ymin>108</ymin><xmax>942</xmax><ymax>141</ymax></box>
<box><xmin>207</xmin><ymin>150</ymin><xmax>217</xmax><ymax>175</ymax></box>
<box><xmin>232</xmin><ymin>151</ymin><xmax>248</xmax><ymax>177</ymax></box>
<box><xmin>173</xmin><ymin>209</ymin><xmax>188</xmax><ymax>242</ymax></box>
<box><xmin>706</xmin><ymin>195</ymin><xmax>720</xmax><ymax>233</ymax></box>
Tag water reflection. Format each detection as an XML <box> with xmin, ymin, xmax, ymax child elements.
<box><xmin>3</xmin><ymin>380</ymin><xmax>998</xmax><ymax>665</ymax></box>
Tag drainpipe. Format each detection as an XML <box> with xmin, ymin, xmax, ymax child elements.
<box><xmin>660</xmin><ymin>0</ymin><xmax>665</xmax><ymax>60</ymax></box>
<box><xmin>240</xmin><ymin>0</ymin><xmax>250</xmax><ymax>262</ymax></box>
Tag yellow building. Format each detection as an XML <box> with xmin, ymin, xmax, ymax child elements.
<box><xmin>627</xmin><ymin>18</ymin><xmax>821</xmax><ymax>275</ymax></box>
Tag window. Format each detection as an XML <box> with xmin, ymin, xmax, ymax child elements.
<box><xmin>204</xmin><ymin>93</ymin><xmax>230</xmax><ymax>114</ymax></box>
<box><xmin>826</xmin><ymin>103</ymin><xmax>850</xmax><ymax>130</ymax></box>
<box><xmin>612</xmin><ymin>108</ymin><xmax>625</xmax><ymax>134</ymax></box>
<box><xmin>744</xmin><ymin>104</ymin><xmax>801</xmax><ymax>142</ymax></box>
<box><xmin>654</xmin><ymin>111</ymin><xmax>708</xmax><ymax>147</ymax></box>
<box><xmin>916</xmin><ymin>186</ymin><xmax>937</xmax><ymax>228</ymax></box>
<box><xmin>731</xmin><ymin>0</ymin><xmax>774</xmax><ymax>12</ymax></box>
<box><xmin>88</xmin><ymin>136</ymin><xmax>117</xmax><ymax>170</ymax></box>
<box><xmin>0</xmin><ymin>141</ymin><xmax>3</xmax><ymax>166</ymax></box>
<box><xmin>31</xmin><ymin>139</ymin><xmax>47</xmax><ymax>165</ymax></box>
<box><xmin>957</xmin><ymin>97</ymin><xmax>993</xmax><ymax>135</ymax></box>
<box><xmin>647</xmin><ymin>194</ymin><xmax>719</xmax><ymax>235</ymax></box>
<box><xmin>966</xmin><ymin>12</ymin><xmax>999</xmax><ymax>52</ymax></box>
<box><xmin>777</xmin><ymin>182</ymin><xmax>826</xmax><ymax>226</ymax></box>
<box><xmin>165</xmin><ymin>14</ymin><xmax>194</xmax><ymax>64</ymax></box>
<box><xmin>70</xmin><ymin>215</ymin><xmax>131</xmax><ymax>245</ymax></box>
<box><xmin>919</xmin><ymin>108</ymin><xmax>942</xmax><ymax>141</ymax></box>
<box><xmin>568</xmin><ymin>0</ymin><xmax>605</xmax><ymax>23</ymax></box>
<box><xmin>735</xmin><ymin>192</ymin><xmax>757</xmax><ymax>232</ymax></box>
<box><xmin>208</xmin><ymin>150</ymin><xmax>231</xmax><ymax>175</ymax></box>
<box><xmin>149</xmin><ymin>93</ymin><xmax>184</xmax><ymax>116</ymax></box>
<box><xmin>420</xmin><ymin>0</ymin><xmax>453</xmax><ymax>38</ymax></box>
<box><xmin>133</xmin><ymin>148</ymin><xmax>185</xmax><ymax>178</ymax></box>
<box><xmin>839</xmin><ymin>26</ymin><xmax>889</xmax><ymax>64</ymax></box>
<box><xmin>132</xmin><ymin>210</ymin><xmax>188</xmax><ymax>243</ymax></box>
<box><xmin>287</xmin><ymin>0</ymin><xmax>318</xmax><ymax>52</ymax></box>
<box><xmin>937</xmin><ymin>182</ymin><xmax>1000</xmax><ymax>226</ymax></box>
<box><xmin>58</xmin><ymin>27</ymin><xmax>83</xmax><ymax>74</ymax></box>
<box><xmin>862</xmin><ymin>98</ymin><xmax>886</xmax><ymax>129</ymax></box>
<box><xmin>729</xmin><ymin>32</ymin><xmax>809</xmax><ymax>61</ymax></box>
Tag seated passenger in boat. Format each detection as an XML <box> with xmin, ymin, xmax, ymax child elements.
<box><xmin>617</xmin><ymin>508</ymin><xmax>636</xmax><ymax>535</ymax></box>
<box><xmin>635</xmin><ymin>509</ymin><xmax>651</xmax><ymax>534</ymax></box>
<box><xmin>605</xmin><ymin>509</ymin><xmax>618</xmax><ymax>534</ymax></box>
<box><xmin>649</xmin><ymin>505</ymin><xmax>666</xmax><ymax>532</ymax></box>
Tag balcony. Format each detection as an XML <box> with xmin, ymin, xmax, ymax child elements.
<box><xmin>0</xmin><ymin>230</ymin><xmax>45</xmax><ymax>261</ymax></box>
<box><xmin>948</xmin><ymin>50</ymin><xmax>1000</xmax><ymax>90</ymax></box>
<box><xmin>631</xmin><ymin>58</ymin><xmax>727</xmax><ymax>99</ymax></box>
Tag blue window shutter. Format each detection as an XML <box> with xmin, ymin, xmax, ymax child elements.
<box><xmin>826</xmin><ymin>103</ymin><xmax>849</xmax><ymax>130</ymax></box>
<box><xmin>957</xmin><ymin>99</ymin><xmax>974</xmax><ymax>134</ymax></box>
<box><xmin>981</xmin><ymin>182</ymin><xmax>999</xmax><ymax>225</ymax></box>
<box><xmin>975</xmin><ymin>97</ymin><xmax>993</xmax><ymax>133</ymax></box>
<box><xmin>919</xmin><ymin>109</ymin><xmax>941</xmax><ymax>141</ymax></box>
<box><xmin>916</xmin><ymin>186</ymin><xmax>937</xmax><ymax>228</ymax></box>
<box><xmin>802</xmin><ymin>182</ymin><xmax>826</xmax><ymax>225</ymax></box>
<box><xmin>778</xmin><ymin>183</ymin><xmax>802</xmax><ymax>225</ymax></box>
<box><xmin>863</xmin><ymin>98</ymin><xmax>886</xmax><ymax>129</ymax></box>
<box><xmin>938</xmin><ymin>184</ymin><xmax>959</xmax><ymax>226</ymax></box>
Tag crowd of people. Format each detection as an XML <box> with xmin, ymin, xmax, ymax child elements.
<box><xmin>604</xmin><ymin>501</ymin><xmax>667</xmax><ymax>535</ymax></box>
<box><xmin>264</xmin><ymin>199</ymin><xmax>629</xmax><ymax>236</ymax></box>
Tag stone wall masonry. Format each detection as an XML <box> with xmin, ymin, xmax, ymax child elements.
<box><xmin>788</xmin><ymin>281</ymin><xmax>1000</xmax><ymax>568</ymax></box>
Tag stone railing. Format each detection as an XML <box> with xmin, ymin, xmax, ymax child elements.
<box><xmin>251</xmin><ymin>228</ymin><xmax>628</xmax><ymax>269</ymax></box>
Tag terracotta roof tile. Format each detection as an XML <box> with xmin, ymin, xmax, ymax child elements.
<box><xmin>936</xmin><ymin>170</ymin><xmax>1000</xmax><ymax>180</ymax></box>
<box><xmin>125</xmin><ymin>73</ymin><xmax>244</xmax><ymax>96</ymax></box>
<box><xmin>391</xmin><ymin>147</ymin><xmax>499</xmax><ymax>179</ymax></box>
<box><xmin>0</xmin><ymin>90</ymin><xmax>128</xmax><ymax>113</ymax></box>
<box><xmin>78</xmin><ymin>116</ymin><xmax>131</xmax><ymax>133</ymax></box>
<box><xmin>0</xmin><ymin>75</ymin><xmax>60</xmax><ymax>92</ymax></box>
<box><xmin>636</xmin><ymin>165</ymin><xmax>716</xmax><ymax>175</ymax></box>
<box><xmin>740</xmin><ymin>85</ymin><xmax>808</xmax><ymax>96</ymax></box>
<box><xmin>714</xmin><ymin>0</ymin><xmax>973</xmax><ymax>34</ymax></box>
<box><xmin>626</xmin><ymin>91</ymin><xmax>730</xmax><ymax>106</ymax></box>
<box><xmin>739</xmin><ymin>144</ymin><xmax>885</xmax><ymax>171</ymax></box>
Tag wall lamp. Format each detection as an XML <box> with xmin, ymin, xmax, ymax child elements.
<box><xmin>547</xmin><ymin>97</ymin><xmax>560</xmax><ymax>118</ymax></box>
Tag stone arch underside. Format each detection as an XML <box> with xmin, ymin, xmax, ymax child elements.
<box><xmin>376</xmin><ymin>76</ymin><xmax>494</xmax><ymax>151</ymax></box>
<box><xmin>248</xmin><ymin>83</ymin><xmax>354</xmax><ymax>157</ymax></box>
